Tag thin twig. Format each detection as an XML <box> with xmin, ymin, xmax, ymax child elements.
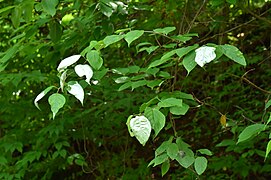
<box><xmin>186</xmin><ymin>0</ymin><xmax>207</xmax><ymax>33</ymax></box>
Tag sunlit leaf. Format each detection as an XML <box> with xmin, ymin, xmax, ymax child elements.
<box><xmin>48</xmin><ymin>93</ymin><xmax>66</xmax><ymax>119</ymax></box>
<box><xmin>75</xmin><ymin>64</ymin><xmax>93</xmax><ymax>84</ymax></box>
<box><xmin>221</xmin><ymin>44</ymin><xmax>246</xmax><ymax>66</ymax></box>
<box><xmin>34</xmin><ymin>86</ymin><xmax>55</xmax><ymax>110</ymax></box>
<box><xmin>124</xmin><ymin>30</ymin><xmax>144</xmax><ymax>47</ymax></box>
<box><xmin>127</xmin><ymin>115</ymin><xmax>151</xmax><ymax>146</ymax></box>
<box><xmin>194</xmin><ymin>156</ymin><xmax>208</xmax><ymax>175</ymax></box>
<box><xmin>57</xmin><ymin>55</ymin><xmax>81</xmax><ymax>72</ymax></box>
<box><xmin>67</xmin><ymin>81</ymin><xmax>84</xmax><ymax>105</ymax></box>
<box><xmin>195</xmin><ymin>46</ymin><xmax>216</xmax><ymax>67</ymax></box>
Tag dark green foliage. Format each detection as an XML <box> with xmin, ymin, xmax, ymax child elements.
<box><xmin>1</xmin><ymin>0</ymin><xmax>271</xmax><ymax>179</ymax></box>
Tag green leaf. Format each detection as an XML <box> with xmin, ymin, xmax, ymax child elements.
<box><xmin>155</xmin><ymin>139</ymin><xmax>173</xmax><ymax>156</ymax></box>
<box><xmin>220</xmin><ymin>44</ymin><xmax>246</xmax><ymax>66</ymax></box>
<box><xmin>176</xmin><ymin>44</ymin><xmax>199</xmax><ymax>58</ymax></box>
<box><xmin>226</xmin><ymin>0</ymin><xmax>236</xmax><ymax>4</ymax></box>
<box><xmin>148</xmin><ymin>153</ymin><xmax>168</xmax><ymax>167</ymax></box>
<box><xmin>11</xmin><ymin>6</ymin><xmax>22</xmax><ymax>28</ymax></box>
<box><xmin>99</xmin><ymin>1</ymin><xmax>114</xmax><ymax>17</ymax></box>
<box><xmin>144</xmin><ymin>107</ymin><xmax>166</xmax><ymax>137</ymax></box>
<box><xmin>48</xmin><ymin>93</ymin><xmax>66</xmax><ymax>119</ymax></box>
<box><xmin>139</xmin><ymin>46</ymin><xmax>159</xmax><ymax>54</ymax></box>
<box><xmin>154</xmin><ymin>26</ymin><xmax>176</xmax><ymax>35</ymax></box>
<box><xmin>265</xmin><ymin>114</ymin><xmax>271</xmax><ymax>129</ymax></box>
<box><xmin>194</xmin><ymin>156</ymin><xmax>208</xmax><ymax>175</ymax></box>
<box><xmin>167</xmin><ymin>143</ymin><xmax>179</xmax><ymax>160</ymax></box>
<box><xmin>103</xmin><ymin>34</ymin><xmax>124</xmax><ymax>47</ymax></box>
<box><xmin>175</xmin><ymin>148</ymin><xmax>195</xmax><ymax>168</ymax></box>
<box><xmin>131</xmin><ymin>80</ymin><xmax>147</xmax><ymax>90</ymax></box>
<box><xmin>198</xmin><ymin>149</ymin><xmax>213</xmax><ymax>156</ymax></box>
<box><xmin>86</xmin><ymin>50</ymin><xmax>103</xmax><ymax>70</ymax></box>
<box><xmin>0</xmin><ymin>6</ymin><xmax>15</xmax><ymax>14</ymax></box>
<box><xmin>118</xmin><ymin>81</ymin><xmax>132</xmax><ymax>91</ymax></box>
<box><xmin>182</xmin><ymin>50</ymin><xmax>197</xmax><ymax>75</ymax></box>
<box><xmin>0</xmin><ymin>156</ymin><xmax>8</xmax><ymax>165</ymax></box>
<box><xmin>0</xmin><ymin>43</ymin><xmax>20</xmax><ymax>70</ymax></box>
<box><xmin>170</xmin><ymin>104</ymin><xmax>189</xmax><ymax>115</ymax></box>
<box><xmin>161</xmin><ymin>160</ymin><xmax>170</xmax><ymax>177</ymax></box>
<box><xmin>34</xmin><ymin>86</ymin><xmax>55</xmax><ymax>110</ymax></box>
<box><xmin>265</xmin><ymin>100</ymin><xmax>271</xmax><ymax>110</ymax></box>
<box><xmin>41</xmin><ymin>0</ymin><xmax>58</xmax><ymax>16</ymax></box>
<box><xmin>124</xmin><ymin>30</ymin><xmax>144</xmax><ymax>47</ymax></box>
<box><xmin>158</xmin><ymin>98</ymin><xmax>183</xmax><ymax>107</ymax></box>
<box><xmin>237</xmin><ymin>124</ymin><xmax>265</xmax><ymax>144</ymax></box>
<box><xmin>49</xmin><ymin>20</ymin><xmax>62</xmax><ymax>43</ymax></box>
<box><xmin>148</xmin><ymin>49</ymin><xmax>176</xmax><ymax>68</ymax></box>
<box><xmin>265</xmin><ymin>140</ymin><xmax>271</xmax><ymax>161</ymax></box>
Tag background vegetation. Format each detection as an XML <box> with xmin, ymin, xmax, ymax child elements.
<box><xmin>1</xmin><ymin>0</ymin><xmax>271</xmax><ymax>179</ymax></box>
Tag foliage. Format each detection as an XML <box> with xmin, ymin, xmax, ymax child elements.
<box><xmin>1</xmin><ymin>0</ymin><xmax>271</xmax><ymax>179</ymax></box>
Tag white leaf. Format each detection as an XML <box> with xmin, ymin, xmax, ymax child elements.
<box><xmin>129</xmin><ymin>116</ymin><xmax>151</xmax><ymax>146</ymax></box>
<box><xmin>67</xmin><ymin>81</ymin><xmax>84</xmax><ymax>105</ymax></box>
<box><xmin>60</xmin><ymin>70</ymin><xmax>67</xmax><ymax>91</ymax></box>
<box><xmin>195</xmin><ymin>46</ymin><xmax>216</xmax><ymax>67</ymax></box>
<box><xmin>57</xmin><ymin>55</ymin><xmax>81</xmax><ymax>72</ymax></box>
<box><xmin>74</xmin><ymin>64</ymin><xmax>93</xmax><ymax>84</ymax></box>
<box><xmin>34</xmin><ymin>86</ymin><xmax>54</xmax><ymax>110</ymax></box>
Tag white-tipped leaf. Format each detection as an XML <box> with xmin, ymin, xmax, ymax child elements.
<box><xmin>34</xmin><ymin>86</ymin><xmax>55</xmax><ymax>110</ymax></box>
<box><xmin>74</xmin><ymin>64</ymin><xmax>93</xmax><ymax>84</ymax></box>
<box><xmin>57</xmin><ymin>55</ymin><xmax>81</xmax><ymax>72</ymax></box>
<box><xmin>195</xmin><ymin>46</ymin><xmax>216</xmax><ymax>67</ymax></box>
<box><xmin>128</xmin><ymin>115</ymin><xmax>151</xmax><ymax>146</ymax></box>
<box><xmin>67</xmin><ymin>81</ymin><xmax>84</xmax><ymax>105</ymax></box>
<box><xmin>60</xmin><ymin>70</ymin><xmax>67</xmax><ymax>91</ymax></box>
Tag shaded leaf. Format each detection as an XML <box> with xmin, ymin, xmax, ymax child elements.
<box><xmin>86</xmin><ymin>50</ymin><xmax>103</xmax><ymax>70</ymax></box>
<box><xmin>176</xmin><ymin>44</ymin><xmax>198</xmax><ymax>58</ymax></box>
<box><xmin>167</xmin><ymin>143</ymin><xmax>179</xmax><ymax>160</ymax></box>
<box><xmin>237</xmin><ymin>124</ymin><xmax>265</xmax><ymax>144</ymax></box>
<box><xmin>103</xmin><ymin>34</ymin><xmax>124</xmax><ymax>47</ymax></box>
<box><xmin>169</xmin><ymin>104</ymin><xmax>189</xmax><ymax>115</ymax></box>
<box><xmin>144</xmin><ymin>107</ymin><xmax>165</xmax><ymax>137</ymax></box>
<box><xmin>183</xmin><ymin>51</ymin><xmax>197</xmax><ymax>75</ymax></box>
<box><xmin>41</xmin><ymin>0</ymin><xmax>58</xmax><ymax>16</ymax></box>
<box><xmin>161</xmin><ymin>160</ymin><xmax>170</xmax><ymax>177</ymax></box>
<box><xmin>154</xmin><ymin>26</ymin><xmax>176</xmax><ymax>35</ymax></box>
